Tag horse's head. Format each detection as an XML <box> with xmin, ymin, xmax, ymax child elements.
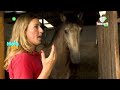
<box><xmin>60</xmin><ymin>12</ymin><xmax>83</xmax><ymax>64</ymax></box>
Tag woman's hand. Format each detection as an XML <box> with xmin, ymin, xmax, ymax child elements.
<box><xmin>37</xmin><ymin>44</ymin><xmax>57</xmax><ymax>79</ymax></box>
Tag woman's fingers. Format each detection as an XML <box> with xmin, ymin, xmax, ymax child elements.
<box><xmin>48</xmin><ymin>44</ymin><xmax>56</xmax><ymax>59</ymax></box>
<box><xmin>40</xmin><ymin>50</ymin><xmax>46</xmax><ymax>63</ymax></box>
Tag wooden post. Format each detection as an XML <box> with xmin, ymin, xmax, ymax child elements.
<box><xmin>0</xmin><ymin>11</ymin><xmax>5</xmax><ymax>79</ymax></box>
<box><xmin>97</xmin><ymin>11</ymin><xmax>120</xmax><ymax>79</ymax></box>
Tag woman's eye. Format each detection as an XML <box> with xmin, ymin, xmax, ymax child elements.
<box><xmin>34</xmin><ymin>25</ymin><xmax>39</xmax><ymax>29</ymax></box>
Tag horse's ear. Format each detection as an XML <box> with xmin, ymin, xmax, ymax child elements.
<box><xmin>77</xmin><ymin>12</ymin><xmax>84</xmax><ymax>26</ymax></box>
<box><xmin>60</xmin><ymin>14</ymin><xmax>66</xmax><ymax>23</ymax></box>
<box><xmin>77</xmin><ymin>12</ymin><xmax>83</xmax><ymax>21</ymax></box>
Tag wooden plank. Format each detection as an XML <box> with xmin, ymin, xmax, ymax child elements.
<box><xmin>0</xmin><ymin>11</ymin><xmax>5</xmax><ymax>79</ymax></box>
<box><xmin>97</xmin><ymin>11</ymin><xmax>120</xmax><ymax>79</ymax></box>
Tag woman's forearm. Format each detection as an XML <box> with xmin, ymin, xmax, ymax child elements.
<box><xmin>37</xmin><ymin>69</ymin><xmax>50</xmax><ymax>79</ymax></box>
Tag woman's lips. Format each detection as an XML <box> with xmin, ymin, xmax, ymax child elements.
<box><xmin>38</xmin><ymin>36</ymin><xmax>42</xmax><ymax>40</ymax></box>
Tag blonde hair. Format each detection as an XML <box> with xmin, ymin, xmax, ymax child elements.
<box><xmin>4</xmin><ymin>13</ymin><xmax>39</xmax><ymax>70</ymax></box>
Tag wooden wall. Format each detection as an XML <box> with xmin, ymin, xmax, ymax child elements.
<box><xmin>0</xmin><ymin>11</ymin><xmax>5</xmax><ymax>79</ymax></box>
<box><xmin>97</xmin><ymin>11</ymin><xmax>120</xmax><ymax>79</ymax></box>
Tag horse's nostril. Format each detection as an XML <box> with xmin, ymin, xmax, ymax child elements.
<box><xmin>71</xmin><ymin>55</ymin><xmax>81</xmax><ymax>64</ymax></box>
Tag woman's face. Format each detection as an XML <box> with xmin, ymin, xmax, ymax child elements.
<box><xmin>26</xmin><ymin>18</ymin><xmax>43</xmax><ymax>46</ymax></box>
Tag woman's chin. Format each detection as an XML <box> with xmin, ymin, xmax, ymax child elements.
<box><xmin>37</xmin><ymin>41</ymin><xmax>41</xmax><ymax>45</ymax></box>
<box><xmin>34</xmin><ymin>41</ymin><xmax>41</xmax><ymax>46</ymax></box>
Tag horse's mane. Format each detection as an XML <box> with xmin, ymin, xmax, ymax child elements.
<box><xmin>42</xmin><ymin>23</ymin><xmax>64</xmax><ymax>49</ymax></box>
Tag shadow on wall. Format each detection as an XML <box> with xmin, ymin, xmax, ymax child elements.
<box><xmin>80</xmin><ymin>25</ymin><xmax>98</xmax><ymax>79</ymax></box>
<box><xmin>70</xmin><ymin>25</ymin><xmax>98</xmax><ymax>79</ymax></box>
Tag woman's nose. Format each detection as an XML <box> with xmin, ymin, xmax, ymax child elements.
<box><xmin>39</xmin><ymin>27</ymin><xmax>44</xmax><ymax>33</ymax></box>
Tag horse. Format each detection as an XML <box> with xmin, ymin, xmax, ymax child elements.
<box><xmin>40</xmin><ymin>12</ymin><xmax>83</xmax><ymax>79</ymax></box>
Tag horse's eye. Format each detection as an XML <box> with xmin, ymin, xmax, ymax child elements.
<box><xmin>80</xmin><ymin>29</ymin><xmax>83</xmax><ymax>35</ymax></box>
<box><xmin>64</xmin><ymin>30</ymin><xmax>68</xmax><ymax>34</ymax></box>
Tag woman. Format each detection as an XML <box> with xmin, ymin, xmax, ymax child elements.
<box><xmin>4</xmin><ymin>13</ymin><xmax>57</xmax><ymax>79</ymax></box>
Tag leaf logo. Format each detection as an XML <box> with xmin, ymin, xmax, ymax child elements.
<box><xmin>99</xmin><ymin>16</ymin><xmax>107</xmax><ymax>23</ymax></box>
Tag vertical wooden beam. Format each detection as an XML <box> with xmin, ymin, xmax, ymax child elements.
<box><xmin>97</xmin><ymin>11</ymin><xmax>120</xmax><ymax>79</ymax></box>
<box><xmin>0</xmin><ymin>11</ymin><xmax>5</xmax><ymax>79</ymax></box>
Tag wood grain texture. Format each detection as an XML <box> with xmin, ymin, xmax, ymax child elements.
<box><xmin>0</xmin><ymin>11</ymin><xmax>5</xmax><ymax>79</ymax></box>
<box><xmin>97</xmin><ymin>11</ymin><xmax>120</xmax><ymax>79</ymax></box>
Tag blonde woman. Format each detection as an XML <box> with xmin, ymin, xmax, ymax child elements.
<box><xmin>4</xmin><ymin>13</ymin><xmax>56</xmax><ymax>79</ymax></box>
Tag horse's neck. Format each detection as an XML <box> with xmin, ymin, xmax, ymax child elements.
<box><xmin>43</xmin><ymin>29</ymin><xmax>69</xmax><ymax>66</ymax></box>
<box><xmin>54</xmin><ymin>30</ymin><xmax>67</xmax><ymax>55</ymax></box>
<box><xmin>53</xmin><ymin>30</ymin><xmax>70</xmax><ymax>67</ymax></box>
<box><xmin>49</xmin><ymin>30</ymin><xmax>70</xmax><ymax>79</ymax></box>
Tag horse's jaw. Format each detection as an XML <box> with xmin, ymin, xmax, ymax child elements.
<box><xmin>70</xmin><ymin>51</ymin><xmax>80</xmax><ymax>64</ymax></box>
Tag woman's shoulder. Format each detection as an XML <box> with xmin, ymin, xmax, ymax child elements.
<box><xmin>13</xmin><ymin>51</ymin><xmax>40</xmax><ymax>61</ymax></box>
<box><xmin>12</xmin><ymin>52</ymin><xmax>34</xmax><ymax>63</ymax></box>
<box><xmin>15</xmin><ymin>52</ymin><xmax>32</xmax><ymax>58</ymax></box>
<box><xmin>11</xmin><ymin>51</ymin><xmax>40</xmax><ymax>65</ymax></box>
<box><xmin>9</xmin><ymin>52</ymin><xmax>35</xmax><ymax>74</ymax></box>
